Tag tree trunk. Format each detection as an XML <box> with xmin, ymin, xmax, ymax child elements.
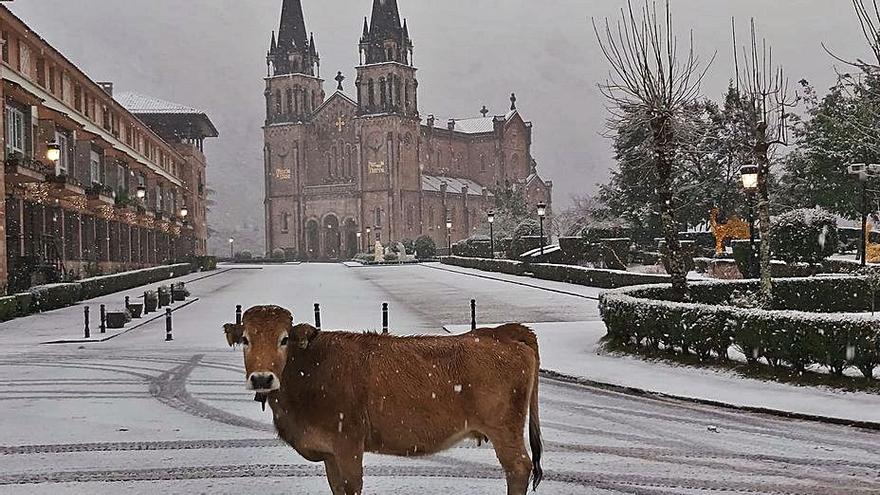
<box><xmin>755</xmin><ymin>137</ymin><xmax>773</xmax><ymax>307</ymax></box>
<box><xmin>653</xmin><ymin>116</ymin><xmax>689</xmax><ymax>300</ymax></box>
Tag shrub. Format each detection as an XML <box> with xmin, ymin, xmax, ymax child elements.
<box><xmin>79</xmin><ymin>263</ymin><xmax>192</xmax><ymax>300</ymax></box>
<box><xmin>452</xmin><ymin>237</ymin><xmax>493</xmax><ymax>258</ymax></box>
<box><xmin>731</xmin><ymin>239</ymin><xmax>759</xmax><ymax>278</ymax></box>
<box><xmin>600</xmin><ymin>276</ymin><xmax>880</xmax><ymax>379</ymax></box>
<box><xmin>235</xmin><ymin>250</ymin><xmax>253</xmax><ymax>261</ymax></box>
<box><xmin>384</xmin><ymin>252</ymin><xmax>399</xmax><ymax>262</ymax></box>
<box><xmin>658</xmin><ymin>240</ymin><xmax>695</xmax><ymax>274</ymax></box>
<box><xmin>530</xmin><ymin>263</ymin><xmax>670</xmax><ymax>289</ymax></box>
<box><xmin>30</xmin><ymin>283</ymin><xmax>82</xmax><ymax>311</ymax></box>
<box><xmin>770</xmin><ymin>208</ymin><xmax>838</xmax><ymax>263</ymax></box>
<box><xmin>271</xmin><ymin>248</ymin><xmax>286</xmax><ymax>260</ymax></box>
<box><xmin>399</xmin><ymin>239</ymin><xmax>415</xmax><ymax>255</ymax></box>
<box><xmin>514</xmin><ymin>219</ymin><xmax>540</xmax><ymax>240</ymax></box>
<box><xmin>511</xmin><ymin>236</ymin><xmax>543</xmax><ymax>260</ymax></box>
<box><xmin>414</xmin><ymin>235</ymin><xmax>437</xmax><ymax>259</ymax></box>
<box><xmin>443</xmin><ymin>256</ymin><xmax>526</xmax><ymax>275</ymax></box>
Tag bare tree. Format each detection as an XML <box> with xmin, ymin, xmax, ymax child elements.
<box><xmin>733</xmin><ymin>19</ymin><xmax>797</xmax><ymax>305</ymax></box>
<box><xmin>593</xmin><ymin>0</ymin><xmax>713</xmax><ymax>299</ymax></box>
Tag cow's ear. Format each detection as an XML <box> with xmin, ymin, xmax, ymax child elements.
<box><xmin>223</xmin><ymin>323</ymin><xmax>245</xmax><ymax>347</ymax></box>
<box><xmin>291</xmin><ymin>323</ymin><xmax>319</xmax><ymax>350</ymax></box>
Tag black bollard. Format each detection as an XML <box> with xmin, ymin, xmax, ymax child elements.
<box><xmin>235</xmin><ymin>305</ymin><xmax>243</xmax><ymax>325</ymax></box>
<box><xmin>83</xmin><ymin>307</ymin><xmax>91</xmax><ymax>339</ymax></box>
<box><xmin>125</xmin><ymin>296</ymin><xmax>130</xmax><ymax>311</ymax></box>
<box><xmin>144</xmin><ymin>291</ymin><xmax>150</xmax><ymax>314</ymax></box>
<box><xmin>382</xmin><ymin>303</ymin><xmax>389</xmax><ymax>334</ymax></box>
<box><xmin>167</xmin><ymin>285</ymin><xmax>174</xmax><ymax>306</ymax></box>
<box><xmin>471</xmin><ymin>299</ymin><xmax>477</xmax><ymax>331</ymax></box>
<box><xmin>314</xmin><ymin>303</ymin><xmax>322</xmax><ymax>331</ymax></box>
<box><xmin>100</xmin><ymin>304</ymin><xmax>107</xmax><ymax>334</ymax></box>
<box><xmin>165</xmin><ymin>308</ymin><xmax>173</xmax><ymax>341</ymax></box>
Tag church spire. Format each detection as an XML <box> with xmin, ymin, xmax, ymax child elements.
<box><xmin>278</xmin><ymin>0</ymin><xmax>308</xmax><ymax>48</ymax></box>
<box><xmin>360</xmin><ymin>0</ymin><xmax>412</xmax><ymax>65</ymax></box>
<box><xmin>268</xmin><ymin>0</ymin><xmax>319</xmax><ymax>76</ymax></box>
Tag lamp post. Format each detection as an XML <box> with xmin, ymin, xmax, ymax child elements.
<box><xmin>487</xmin><ymin>210</ymin><xmax>495</xmax><ymax>259</ymax></box>
<box><xmin>228</xmin><ymin>238</ymin><xmax>235</xmax><ymax>259</ymax></box>
<box><xmin>180</xmin><ymin>206</ymin><xmax>188</xmax><ymax>221</ymax></box>
<box><xmin>740</xmin><ymin>164</ymin><xmax>759</xmax><ymax>277</ymax></box>
<box><xmin>46</xmin><ymin>141</ymin><xmax>61</xmax><ymax>164</ymax></box>
<box><xmin>356</xmin><ymin>231</ymin><xmax>362</xmax><ymax>253</ymax></box>
<box><xmin>446</xmin><ymin>218</ymin><xmax>453</xmax><ymax>256</ymax></box>
<box><xmin>136</xmin><ymin>185</ymin><xmax>147</xmax><ymax>200</ymax></box>
<box><xmin>366</xmin><ymin>227</ymin><xmax>372</xmax><ymax>253</ymax></box>
<box><xmin>847</xmin><ymin>163</ymin><xmax>880</xmax><ymax>266</ymax></box>
<box><xmin>537</xmin><ymin>202</ymin><xmax>547</xmax><ymax>256</ymax></box>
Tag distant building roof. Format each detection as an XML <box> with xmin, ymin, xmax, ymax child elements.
<box><xmin>421</xmin><ymin>174</ymin><xmax>492</xmax><ymax>196</ymax></box>
<box><xmin>115</xmin><ymin>91</ymin><xmax>219</xmax><ymax>139</ymax></box>
<box><xmin>423</xmin><ymin>110</ymin><xmax>518</xmax><ymax>135</ymax></box>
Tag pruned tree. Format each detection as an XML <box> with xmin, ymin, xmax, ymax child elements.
<box><xmin>593</xmin><ymin>0</ymin><xmax>714</xmax><ymax>300</ymax></box>
<box><xmin>732</xmin><ymin>19</ymin><xmax>797</xmax><ymax>306</ymax></box>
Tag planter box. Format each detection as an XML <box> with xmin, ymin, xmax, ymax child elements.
<box><xmin>172</xmin><ymin>290</ymin><xmax>187</xmax><ymax>302</ymax></box>
<box><xmin>144</xmin><ymin>297</ymin><xmax>158</xmax><ymax>313</ymax></box>
<box><xmin>127</xmin><ymin>303</ymin><xmax>143</xmax><ymax>319</ymax></box>
<box><xmin>106</xmin><ymin>312</ymin><xmax>128</xmax><ymax>329</ymax></box>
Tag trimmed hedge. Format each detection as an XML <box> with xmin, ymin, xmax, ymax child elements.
<box><xmin>600</xmin><ymin>277</ymin><xmax>880</xmax><ymax>378</ymax></box>
<box><xmin>442</xmin><ymin>257</ymin><xmax>670</xmax><ymax>288</ymax></box>
<box><xmin>79</xmin><ymin>263</ymin><xmax>192</xmax><ymax>300</ymax></box>
<box><xmin>31</xmin><ymin>283</ymin><xmax>82</xmax><ymax>311</ymax></box>
<box><xmin>452</xmin><ymin>237</ymin><xmax>493</xmax><ymax>258</ymax></box>
<box><xmin>770</xmin><ymin>208</ymin><xmax>838</xmax><ymax>263</ymax></box>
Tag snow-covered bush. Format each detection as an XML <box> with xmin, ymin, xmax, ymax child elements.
<box><xmin>271</xmin><ymin>248</ymin><xmax>285</xmax><ymax>260</ymax></box>
<box><xmin>443</xmin><ymin>256</ymin><xmax>526</xmax><ymax>276</ymax></box>
<box><xmin>601</xmin><ymin>238</ymin><xmax>632</xmax><ymax>270</ymax></box>
<box><xmin>600</xmin><ymin>276</ymin><xmax>880</xmax><ymax>378</ymax></box>
<box><xmin>452</xmin><ymin>236</ymin><xmax>492</xmax><ymax>258</ymax></box>
<box><xmin>770</xmin><ymin>208</ymin><xmax>838</xmax><ymax>263</ymax></box>
<box><xmin>235</xmin><ymin>250</ymin><xmax>253</xmax><ymax>261</ymax></box>
<box><xmin>529</xmin><ymin>263</ymin><xmax>669</xmax><ymax>289</ymax></box>
<box><xmin>414</xmin><ymin>235</ymin><xmax>436</xmax><ymax>259</ymax></box>
<box><xmin>513</xmin><ymin>219</ymin><xmax>540</xmax><ymax>240</ymax></box>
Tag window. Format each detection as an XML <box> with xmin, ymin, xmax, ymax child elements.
<box><xmin>74</xmin><ymin>85</ymin><xmax>82</xmax><ymax>112</ymax></box>
<box><xmin>375</xmin><ymin>207</ymin><xmax>381</xmax><ymax>227</ymax></box>
<box><xmin>281</xmin><ymin>212</ymin><xmax>290</xmax><ymax>233</ymax></box>
<box><xmin>36</xmin><ymin>58</ymin><xmax>45</xmax><ymax>87</ymax></box>
<box><xmin>48</xmin><ymin>66</ymin><xmax>56</xmax><ymax>94</ymax></box>
<box><xmin>55</xmin><ymin>130</ymin><xmax>70</xmax><ymax>176</ymax></box>
<box><xmin>156</xmin><ymin>184</ymin><xmax>164</xmax><ymax>211</ymax></box>
<box><xmin>116</xmin><ymin>164</ymin><xmax>127</xmax><ymax>193</ymax></box>
<box><xmin>5</xmin><ymin>105</ymin><xmax>25</xmax><ymax>155</ymax></box>
<box><xmin>275</xmin><ymin>89</ymin><xmax>282</xmax><ymax>115</ymax></box>
<box><xmin>1</xmin><ymin>31</ymin><xmax>8</xmax><ymax>63</ymax></box>
<box><xmin>368</xmin><ymin>79</ymin><xmax>375</xmax><ymax>107</ymax></box>
<box><xmin>286</xmin><ymin>88</ymin><xmax>293</xmax><ymax>115</ymax></box>
<box><xmin>89</xmin><ymin>150</ymin><xmax>102</xmax><ymax>184</ymax></box>
<box><xmin>429</xmin><ymin>207</ymin><xmax>435</xmax><ymax>228</ymax></box>
<box><xmin>380</xmin><ymin>78</ymin><xmax>387</xmax><ymax>109</ymax></box>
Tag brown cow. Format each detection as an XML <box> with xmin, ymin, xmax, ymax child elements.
<box><xmin>223</xmin><ymin>305</ymin><xmax>543</xmax><ymax>495</ymax></box>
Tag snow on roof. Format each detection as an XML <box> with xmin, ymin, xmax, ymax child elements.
<box><xmin>422</xmin><ymin>110</ymin><xmax>518</xmax><ymax>134</ymax></box>
<box><xmin>421</xmin><ymin>174</ymin><xmax>492</xmax><ymax>196</ymax></box>
<box><xmin>115</xmin><ymin>91</ymin><xmax>206</xmax><ymax>115</ymax></box>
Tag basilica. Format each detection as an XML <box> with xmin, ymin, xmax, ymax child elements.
<box><xmin>263</xmin><ymin>0</ymin><xmax>553</xmax><ymax>260</ymax></box>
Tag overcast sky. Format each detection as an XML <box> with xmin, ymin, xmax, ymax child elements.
<box><xmin>7</xmin><ymin>0</ymin><xmax>874</xmax><ymax>253</ymax></box>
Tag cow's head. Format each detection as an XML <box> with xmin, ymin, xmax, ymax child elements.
<box><xmin>223</xmin><ymin>306</ymin><xmax>320</xmax><ymax>393</ymax></box>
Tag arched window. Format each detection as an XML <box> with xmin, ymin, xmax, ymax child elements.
<box><xmin>379</xmin><ymin>78</ymin><xmax>387</xmax><ymax>109</ymax></box>
<box><xmin>368</xmin><ymin>79</ymin><xmax>375</xmax><ymax>107</ymax></box>
<box><xmin>281</xmin><ymin>212</ymin><xmax>290</xmax><ymax>233</ymax></box>
<box><xmin>332</xmin><ymin>146</ymin><xmax>338</xmax><ymax>176</ymax></box>
<box><xmin>274</xmin><ymin>89</ymin><xmax>282</xmax><ymax>116</ymax></box>
<box><xmin>375</xmin><ymin>207</ymin><xmax>382</xmax><ymax>227</ymax></box>
<box><xmin>294</xmin><ymin>87</ymin><xmax>300</xmax><ymax>115</ymax></box>
<box><xmin>285</xmin><ymin>88</ymin><xmax>293</xmax><ymax>115</ymax></box>
<box><xmin>429</xmin><ymin>207</ymin><xmax>435</xmax><ymax>228</ymax></box>
<box><xmin>404</xmin><ymin>81</ymin><xmax>411</xmax><ymax>110</ymax></box>
<box><xmin>345</xmin><ymin>144</ymin><xmax>352</xmax><ymax>176</ymax></box>
<box><xmin>395</xmin><ymin>78</ymin><xmax>403</xmax><ymax>110</ymax></box>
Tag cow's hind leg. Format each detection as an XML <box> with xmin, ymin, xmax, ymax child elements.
<box><xmin>486</xmin><ymin>432</ymin><xmax>532</xmax><ymax>495</ymax></box>
<box><xmin>323</xmin><ymin>458</ymin><xmax>346</xmax><ymax>495</ymax></box>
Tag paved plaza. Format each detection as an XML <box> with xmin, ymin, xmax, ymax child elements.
<box><xmin>0</xmin><ymin>264</ymin><xmax>877</xmax><ymax>494</ymax></box>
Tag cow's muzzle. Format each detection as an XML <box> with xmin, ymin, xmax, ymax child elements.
<box><xmin>247</xmin><ymin>372</ymin><xmax>280</xmax><ymax>392</ymax></box>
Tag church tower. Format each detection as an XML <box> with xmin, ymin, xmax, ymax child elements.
<box><xmin>354</xmin><ymin>0</ymin><xmax>421</xmax><ymax>244</ymax></box>
<box><xmin>265</xmin><ymin>0</ymin><xmax>325</xmax><ymax>125</ymax></box>
<box><xmin>264</xmin><ymin>0</ymin><xmax>325</xmax><ymax>257</ymax></box>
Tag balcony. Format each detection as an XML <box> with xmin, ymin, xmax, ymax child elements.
<box><xmin>85</xmin><ymin>183</ymin><xmax>115</xmax><ymax>207</ymax></box>
<box><xmin>48</xmin><ymin>173</ymin><xmax>86</xmax><ymax>198</ymax></box>
<box><xmin>5</xmin><ymin>155</ymin><xmax>48</xmax><ymax>184</ymax></box>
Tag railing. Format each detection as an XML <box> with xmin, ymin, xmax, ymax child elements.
<box><xmin>5</xmin><ymin>157</ymin><xmax>49</xmax><ymax>175</ymax></box>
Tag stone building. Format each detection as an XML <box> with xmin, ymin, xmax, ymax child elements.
<box><xmin>0</xmin><ymin>6</ymin><xmax>217</xmax><ymax>293</ymax></box>
<box><xmin>264</xmin><ymin>0</ymin><xmax>552</xmax><ymax>260</ymax></box>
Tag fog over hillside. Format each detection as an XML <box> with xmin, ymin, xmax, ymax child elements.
<box><xmin>8</xmin><ymin>0</ymin><xmax>872</xmax><ymax>254</ymax></box>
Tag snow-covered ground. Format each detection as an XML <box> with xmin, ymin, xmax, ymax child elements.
<box><xmin>0</xmin><ymin>264</ymin><xmax>878</xmax><ymax>494</ymax></box>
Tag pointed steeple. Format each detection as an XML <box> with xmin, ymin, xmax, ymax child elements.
<box><xmin>361</xmin><ymin>0</ymin><xmax>413</xmax><ymax>65</ymax></box>
<box><xmin>278</xmin><ymin>0</ymin><xmax>308</xmax><ymax>48</ymax></box>
<box><xmin>309</xmin><ymin>32</ymin><xmax>317</xmax><ymax>55</ymax></box>
<box><xmin>270</xmin><ymin>30</ymin><xmax>277</xmax><ymax>52</ymax></box>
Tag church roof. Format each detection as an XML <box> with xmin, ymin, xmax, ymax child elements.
<box><xmin>368</xmin><ymin>0</ymin><xmax>402</xmax><ymax>40</ymax></box>
<box><xmin>423</xmin><ymin>110</ymin><xmax>518</xmax><ymax>135</ymax></box>
<box><xmin>278</xmin><ymin>0</ymin><xmax>309</xmax><ymax>49</ymax></box>
<box><xmin>421</xmin><ymin>175</ymin><xmax>492</xmax><ymax>197</ymax></box>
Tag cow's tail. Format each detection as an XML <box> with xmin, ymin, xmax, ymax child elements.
<box><xmin>491</xmin><ymin>324</ymin><xmax>543</xmax><ymax>490</ymax></box>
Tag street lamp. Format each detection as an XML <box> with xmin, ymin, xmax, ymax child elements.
<box><xmin>228</xmin><ymin>238</ymin><xmax>235</xmax><ymax>259</ymax></box>
<box><xmin>46</xmin><ymin>141</ymin><xmax>61</xmax><ymax>163</ymax></box>
<box><xmin>847</xmin><ymin>163</ymin><xmax>880</xmax><ymax>266</ymax></box>
<box><xmin>356</xmin><ymin>231</ymin><xmax>362</xmax><ymax>253</ymax></box>
<box><xmin>537</xmin><ymin>202</ymin><xmax>547</xmax><ymax>256</ymax></box>
<box><xmin>180</xmin><ymin>206</ymin><xmax>189</xmax><ymax>219</ymax></box>
<box><xmin>740</xmin><ymin>164</ymin><xmax>759</xmax><ymax>277</ymax></box>
<box><xmin>136</xmin><ymin>185</ymin><xmax>147</xmax><ymax>200</ymax></box>
<box><xmin>487</xmin><ymin>210</ymin><xmax>495</xmax><ymax>259</ymax></box>
<box><xmin>446</xmin><ymin>218</ymin><xmax>453</xmax><ymax>256</ymax></box>
<box><xmin>366</xmin><ymin>227</ymin><xmax>372</xmax><ymax>253</ymax></box>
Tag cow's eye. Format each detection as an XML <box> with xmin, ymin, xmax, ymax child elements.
<box><xmin>280</xmin><ymin>336</ymin><xmax>289</xmax><ymax>346</ymax></box>
<box><xmin>241</xmin><ymin>337</ymin><xmax>250</xmax><ymax>346</ymax></box>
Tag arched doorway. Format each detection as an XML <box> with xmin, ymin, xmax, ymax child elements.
<box><xmin>305</xmin><ymin>219</ymin><xmax>319</xmax><ymax>260</ymax></box>
<box><xmin>342</xmin><ymin>218</ymin><xmax>359</xmax><ymax>259</ymax></box>
<box><xmin>323</xmin><ymin>215</ymin><xmax>341</xmax><ymax>260</ymax></box>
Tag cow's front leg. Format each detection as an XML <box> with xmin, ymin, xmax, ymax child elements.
<box><xmin>334</xmin><ymin>447</ymin><xmax>364</xmax><ymax>495</ymax></box>
<box><xmin>323</xmin><ymin>457</ymin><xmax>346</xmax><ymax>495</ymax></box>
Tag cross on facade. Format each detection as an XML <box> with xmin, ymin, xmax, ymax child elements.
<box><xmin>335</xmin><ymin>116</ymin><xmax>346</xmax><ymax>132</ymax></box>
<box><xmin>335</xmin><ymin>71</ymin><xmax>345</xmax><ymax>91</ymax></box>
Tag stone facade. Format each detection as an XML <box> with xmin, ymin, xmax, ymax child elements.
<box><xmin>264</xmin><ymin>0</ymin><xmax>552</xmax><ymax>260</ymax></box>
